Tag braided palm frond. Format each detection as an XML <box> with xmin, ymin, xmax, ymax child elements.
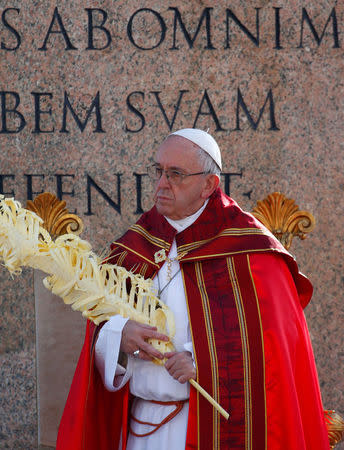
<box><xmin>0</xmin><ymin>195</ymin><xmax>175</xmax><ymax>360</ymax></box>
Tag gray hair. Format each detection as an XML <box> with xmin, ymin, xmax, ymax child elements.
<box><xmin>197</xmin><ymin>147</ymin><xmax>221</xmax><ymax>176</ymax></box>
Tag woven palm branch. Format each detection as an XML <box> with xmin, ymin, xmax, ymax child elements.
<box><xmin>0</xmin><ymin>195</ymin><xmax>175</xmax><ymax>358</ymax></box>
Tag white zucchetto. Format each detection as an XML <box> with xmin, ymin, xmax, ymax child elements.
<box><xmin>170</xmin><ymin>128</ymin><xmax>222</xmax><ymax>170</ymax></box>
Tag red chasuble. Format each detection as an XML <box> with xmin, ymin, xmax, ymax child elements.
<box><xmin>57</xmin><ymin>188</ymin><xmax>329</xmax><ymax>450</ymax></box>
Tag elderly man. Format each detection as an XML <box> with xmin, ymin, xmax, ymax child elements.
<box><xmin>57</xmin><ymin>129</ymin><xmax>330</xmax><ymax>450</ymax></box>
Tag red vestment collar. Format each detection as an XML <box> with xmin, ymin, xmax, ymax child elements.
<box><xmin>108</xmin><ymin>188</ymin><xmax>312</xmax><ymax>307</ymax></box>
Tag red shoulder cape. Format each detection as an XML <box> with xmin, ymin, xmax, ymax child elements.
<box><xmin>57</xmin><ymin>189</ymin><xmax>329</xmax><ymax>450</ymax></box>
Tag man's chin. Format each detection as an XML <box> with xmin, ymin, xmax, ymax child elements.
<box><xmin>156</xmin><ymin>198</ymin><xmax>179</xmax><ymax>217</ymax></box>
<box><xmin>155</xmin><ymin>203</ymin><xmax>171</xmax><ymax>217</ymax></box>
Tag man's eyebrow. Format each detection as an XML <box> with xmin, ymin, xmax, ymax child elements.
<box><xmin>153</xmin><ymin>163</ymin><xmax>185</xmax><ymax>172</ymax></box>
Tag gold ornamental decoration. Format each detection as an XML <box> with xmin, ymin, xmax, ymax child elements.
<box><xmin>324</xmin><ymin>410</ymin><xmax>344</xmax><ymax>449</ymax></box>
<box><xmin>252</xmin><ymin>192</ymin><xmax>315</xmax><ymax>250</ymax></box>
<box><xmin>26</xmin><ymin>192</ymin><xmax>84</xmax><ymax>238</ymax></box>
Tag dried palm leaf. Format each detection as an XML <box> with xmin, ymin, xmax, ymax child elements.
<box><xmin>0</xmin><ymin>195</ymin><xmax>174</xmax><ymax>358</ymax></box>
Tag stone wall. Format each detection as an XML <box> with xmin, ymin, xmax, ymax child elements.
<box><xmin>0</xmin><ymin>1</ymin><xmax>343</xmax><ymax>448</ymax></box>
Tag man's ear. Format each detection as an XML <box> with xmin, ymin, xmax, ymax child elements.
<box><xmin>201</xmin><ymin>174</ymin><xmax>220</xmax><ymax>199</ymax></box>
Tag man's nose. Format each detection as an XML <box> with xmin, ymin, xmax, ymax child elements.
<box><xmin>156</xmin><ymin>170</ymin><xmax>170</xmax><ymax>188</ymax></box>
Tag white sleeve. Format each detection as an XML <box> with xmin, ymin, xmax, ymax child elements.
<box><xmin>94</xmin><ymin>315</ymin><xmax>131</xmax><ymax>392</ymax></box>
<box><xmin>183</xmin><ymin>341</ymin><xmax>195</xmax><ymax>367</ymax></box>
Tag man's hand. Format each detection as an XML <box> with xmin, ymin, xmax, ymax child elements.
<box><xmin>120</xmin><ymin>320</ymin><xmax>169</xmax><ymax>361</ymax></box>
<box><xmin>164</xmin><ymin>351</ymin><xmax>196</xmax><ymax>384</ymax></box>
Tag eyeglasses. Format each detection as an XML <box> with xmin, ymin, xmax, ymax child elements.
<box><xmin>147</xmin><ymin>164</ymin><xmax>208</xmax><ymax>185</ymax></box>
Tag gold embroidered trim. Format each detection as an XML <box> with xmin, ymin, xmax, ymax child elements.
<box><xmin>139</xmin><ymin>263</ymin><xmax>148</xmax><ymax>278</ymax></box>
<box><xmin>181</xmin><ymin>247</ymin><xmax>282</xmax><ymax>262</ymax></box>
<box><xmin>129</xmin><ymin>224</ymin><xmax>171</xmax><ymax>250</ymax></box>
<box><xmin>113</xmin><ymin>242</ymin><xmax>160</xmax><ymax>268</ymax></box>
<box><xmin>101</xmin><ymin>247</ymin><xmax>128</xmax><ymax>265</ymax></box>
<box><xmin>247</xmin><ymin>254</ymin><xmax>267</xmax><ymax>449</ymax></box>
<box><xmin>195</xmin><ymin>262</ymin><xmax>220</xmax><ymax>450</ymax></box>
<box><xmin>117</xmin><ymin>250</ymin><xmax>128</xmax><ymax>266</ymax></box>
<box><xmin>180</xmin><ymin>268</ymin><xmax>200</xmax><ymax>448</ymax></box>
<box><xmin>177</xmin><ymin>228</ymin><xmax>267</xmax><ymax>255</ymax></box>
<box><xmin>227</xmin><ymin>257</ymin><xmax>252</xmax><ymax>450</ymax></box>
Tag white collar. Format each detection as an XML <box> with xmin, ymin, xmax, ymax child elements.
<box><xmin>164</xmin><ymin>199</ymin><xmax>209</xmax><ymax>233</ymax></box>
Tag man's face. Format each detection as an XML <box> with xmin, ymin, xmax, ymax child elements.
<box><xmin>153</xmin><ymin>135</ymin><xmax>213</xmax><ymax>220</ymax></box>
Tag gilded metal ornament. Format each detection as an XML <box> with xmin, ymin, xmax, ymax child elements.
<box><xmin>324</xmin><ymin>410</ymin><xmax>344</xmax><ymax>449</ymax></box>
<box><xmin>26</xmin><ymin>192</ymin><xmax>84</xmax><ymax>237</ymax></box>
<box><xmin>252</xmin><ymin>192</ymin><xmax>315</xmax><ymax>250</ymax></box>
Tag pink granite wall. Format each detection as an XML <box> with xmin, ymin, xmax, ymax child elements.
<box><xmin>0</xmin><ymin>1</ymin><xmax>343</xmax><ymax>448</ymax></box>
